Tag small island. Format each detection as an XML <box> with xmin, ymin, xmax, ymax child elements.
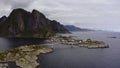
<box><xmin>0</xmin><ymin>8</ymin><xmax>110</xmax><ymax>68</ymax></box>
<box><xmin>45</xmin><ymin>36</ymin><xmax>109</xmax><ymax>49</ymax></box>
<box><xmin>0</xmin><ymin>45</ymin><xmax>52</xmax><ymax>68</ymax></box>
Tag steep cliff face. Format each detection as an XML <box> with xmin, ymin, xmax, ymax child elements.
<box><xmin>7</xmin><ymin>9</ymin><xmax>27</xmax><ymax>34</ymax></box>
<box><xmin>50</xmin><ymin>20</ymin><xmax>68</xmax><ymax>33</ymax></box>
<box><xmin>0</xmin><ymin>8</ymin><xmax>69</xmax><ymax>37</ymax></box>
<box><xmin>0</xmin><ymin>16</ymin><xmax>7</xmax><ymax>25</ymax></box>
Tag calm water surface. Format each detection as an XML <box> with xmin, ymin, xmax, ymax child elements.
<box><xmin>0</xmin><ymin>38</ymin><xmax>47</xmax><ymax>51</ymax></box>
<box><xmin>0</xmin><ymin>31</ymin><xmax>120</xmax><ymax>68</ymax></box>
<box><xmin>40</xmin><ymin>31</ymin><xmax>120</xmax><ymax>68</ymax></box>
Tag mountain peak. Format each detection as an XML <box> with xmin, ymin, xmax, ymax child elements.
<box><xmin>0</xmin><ymin>8</ymin><xmax>69</xmax><ymax>37</ymax></box>
<box><xmin>32</xmin><ymin>9</ymin><xmax>45</xmax><ymax>18</ymax></box>
<box><xmin>32</xmin><ymin>9</ymin><xmax>39</xmax><ymax>13</ymax></box>
<box><xmin>13</xmin><ymin>8</ymin><xmax>25</xmax><ymax>11</ymax></box>
<box><xmin>11</xmin><ymin>8</ymin><xmax>28</xmax><ymax>14</ymax></box>
<box><xmin>0</xmin><ymin>16</ymin><xmax>7</xmax><ymax>24</ymax></box>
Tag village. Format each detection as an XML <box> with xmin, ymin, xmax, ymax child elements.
<box><xmin>45</xmin><ymin>36</ymin><xmax>109</xmax><ymax>49</ymax></box>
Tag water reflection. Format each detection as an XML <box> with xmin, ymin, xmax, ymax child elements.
<box><xmin>0</xmin><ymin>38</ymin><xmax>12</xmax><ymax>51</ymax></box>
<box><xmin>40</xmin><ymin>31</ymin><xmax>120</xmax><ymax>68</ymax></box>
<box><xmin>0</xmin><ymin>38</ymin><xmax>47</xmax><ymax>51</ymax></box>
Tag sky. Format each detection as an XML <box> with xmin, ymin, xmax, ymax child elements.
<box><xmin>0</xmin><ymin>0</ymin><xmax>120</xmax><ymax>32</ymax></box>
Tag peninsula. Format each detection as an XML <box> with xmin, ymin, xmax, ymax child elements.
<box><xmin>45</xmin><ymin>36</ymin><xmax>109</xmax><ymax>49</ymax></box>
<box><xmin>0</xmin><ymin>45</ymin><xmax>52</xmax><ymax>68</ymax></box>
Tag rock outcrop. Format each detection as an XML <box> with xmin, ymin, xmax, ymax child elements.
<box><xmin>0</xmin><ymin>16</ymin><xmax>7</xmax><ymax>25</ymax></box>
<box><xmin>0</xmin><ymin>45</ymin><xmax>53</xmax><ymax>68</ymax></box>
<box><xmin>0</xmin><ymin>8</ymin><xmax>69</xmax><ymax>37</ymax></box>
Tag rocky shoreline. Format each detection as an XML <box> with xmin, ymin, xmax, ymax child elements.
<box><xmin>45</xmin><ymin>36</ymin><xmax>109</xmax><ymax>49</ymax></box>
<box><xmin>0</xmin><ymin>36</ymin><xmax>109</xmax><ymax>68</ymax></box>
<box><xmin>0</xmin><ymin>45</ymin><xmax>52</xmax><ymax>68</ymax></box>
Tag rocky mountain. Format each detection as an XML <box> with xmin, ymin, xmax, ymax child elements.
<box><xmin>64</xmin><ymin>25</ymin><xmax>81</xmax><ymax>31</ymax></box>
<box><xmin>0</xmin><ymin>8</ymin><xmax>69</xmax><ymax>37</ymax></box>
<box><xmin>0</xmin><ymin>16</ymin><xmax>7</xmax><ymax>25</ymax></box>
<box><xmin>64</xmin><ymin>25</ymin><xmax>94</xmax><ymax>32</ymax></box>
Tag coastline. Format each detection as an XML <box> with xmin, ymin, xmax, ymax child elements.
<box><xmin>0</xmin><ymin>45</ymin><xmax>53</xmax><ymax>68</ymax></box>
<box><xmin>45</xmin><ymin>36</ymin><xmax>109</xmax><ymax>49</ymax></box>
<box><xmin>0</xmin><ymin>35</ymin><xmax>109</xmax><ymax>68</ymax></box>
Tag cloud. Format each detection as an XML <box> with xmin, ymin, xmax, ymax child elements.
<box><xmin>28</xmin><ymin>0</ymin><xmax>120</xmax><ymax>31</ymax></box>
<box><xmin>0</xmin><ymin>0</ymin><xmax>120</xmax><ymax>31</ymax></box>
<box><xmin>1</xmin><ymin>0</ymin><xmax>34</xmax><ymax>9</ymax></box>
<box><xmin>0</xmin><ymin>0</ymin><xmax>35</xmax><ymax>16</ymax></box>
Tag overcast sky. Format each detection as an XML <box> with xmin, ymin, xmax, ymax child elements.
<box><xmin>0</xmin><ymin>0</ymin><xmax>120</xmax><ymax>32</ymax></box>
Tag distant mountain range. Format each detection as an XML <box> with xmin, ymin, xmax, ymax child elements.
<box><xmin>64</xmin><ymin>25</ymin><xmax>94</xmax><ymax>32</ymax></box>
<box><xmin>0</xmin><ymin>8</ymin><xmax>69</xmax><ymax>37</ymax></box>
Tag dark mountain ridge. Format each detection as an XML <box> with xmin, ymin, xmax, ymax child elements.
<box><xmin>0</xmin><ymin>8</ymin><xmax>69</xmax><ymax>37</ymax></box>
<box><xmin>0</xmin><ymin>16</ymin><xmax>7</xmax><ymax>25</ymax></box>
<box><xmin>64</xmin><ymin>25</ymin><xmax>94</xmax><ymax>32</ymax></box>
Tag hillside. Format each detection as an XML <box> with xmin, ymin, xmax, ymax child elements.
<box><xmin>64</xmin><ymin>25</ymin><xmax>94</xmax><ymax>31</ymax></box>
<box><xmin>0</xmin><ymin>8</ymin><xmax>69</xmax><ymax>37</ymax></box>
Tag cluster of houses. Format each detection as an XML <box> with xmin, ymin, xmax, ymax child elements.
<box><xmin>46</xmin><ymin>36</ymin><xmax>109</xmax><ymax>49</ymax></box>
